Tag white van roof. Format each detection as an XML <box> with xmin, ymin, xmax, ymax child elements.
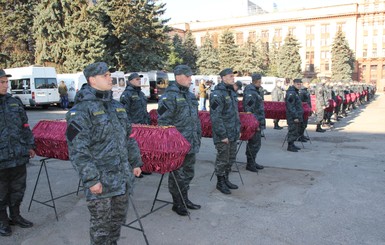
<box><xmin>5</xmin><ymin>66</ymin><xmax>57</xmax><ymax>79</ymax></box>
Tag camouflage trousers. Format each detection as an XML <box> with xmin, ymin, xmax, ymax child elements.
<box><xmin>246</xmin><ymin>130</ymin><xmax>261</xmax><ymax>165</ymax></box>
<box><xmin>316</xmin><ymin>109</ymin><xmax>325</xmax><ymax>123</ymax></box>
<box><xmin>169</xmin><ymin>153</ymin><xmax>196</xmax><ymax>196</ymax></box>
<box><xmin>214</xmin><ymin>141</ymin><xmax>237</xmax><ymax>176</ymax></box>
<box><xmin>87</xmin><ymin>192</ymin><xmax>129</xmax><ymax>245</ymax></box>
<box><xmin>287</xmin><ymin>121</ymin><xmax>301</xmax><ymax>143</ymax></box>
<box><xmin>0</xmin><ymin>164</ymin><xmax>27</xmax><ymax>210</ymax></box>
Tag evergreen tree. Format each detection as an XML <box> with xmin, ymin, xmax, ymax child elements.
<box><xmin>196</xmin><ymin>32</ymin><xmax>220</xmax><ymax>75</ymax></box>
<box><xmin>62</xmin><ymin>1</ymin><xmax>108</xmax><ymax>72</ymax></box>
<box><xmin>218</xmin><ymin>30</ymin><xmax>239</xmax><ymax>70</ymax></box>
<box><xmin>331</xmin><ymin>29</ymin><xmax>355</xmax><ymax>81</ymax></box>
<box><xmin>277</xmin><ymin>34</ymin><xmax>302</xmax><ymax>80</ymax></box>
<box><xmin>165</xmin><ymin>34</ymin><xmax>183</xmax><ymax>71</ymax></box>
<box><xmin>107</xmin><ymin>0</ymin><xmax>171</xmax><ymax>71</ymax></box>
<box><xmin>33</xmin><ymin>0</ymin><xmax>68</xmax><ymax>70</ymax></box>
<box><xmin>256</xmin><ymin>39</ymin><xmax>269</xmax><ymax>74</ymax></box>
<box><xmin>237</xmin><ymin>39</ymin><xmax>258</xmax><ymax>76</ymax></box>
<box><xmin>0</xmin><ymin>1</ymin><xmax>38</xmax><ymax>67</ymax></box>
<box><xmin>181</xmin><ymin>31</ymin><xmax>198</xmax><ymax>73</ymax></box>
<box><xmin>267</xmin><ymin>42</ymin><xmax>280</xmax><ymax>76</ymax></box>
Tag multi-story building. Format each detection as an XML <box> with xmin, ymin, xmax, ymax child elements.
<box><xmin>170</xmin><ymin>0</ymin><xmax>385</xmax><ymax>91</ymax></box>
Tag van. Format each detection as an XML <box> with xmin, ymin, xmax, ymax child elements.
<box><xmin>261</xmin><ymin>76</ymin><xmax>278</xmax><ymax>94</ymax></box>
<box><xmin>57</xmin><ymin>72</ymin><xmax>87</xmax><ymax>105</ymax></box>
<box><xmin>111</xmin><ymin>71</ymin><xmax>126</xmax><ymax>101</ymax></box>
<box><xmin>124</xmin><ymin>72</ymin><xmax>151</xmax><ymax>99</ymax></box>
<box><xmin>5</xmin><ymin>65</ymin><xmax>60</xmax><ymax>108</ymax></box>
<box><xmin>141</xmin><ymin>71</ymin><xmax>169</xmax><ymax>100</ymax></box>
<box><xmin>190</xmin><ymin>75</ymin><xmax>220</xmax><ymax>98</ymax></box>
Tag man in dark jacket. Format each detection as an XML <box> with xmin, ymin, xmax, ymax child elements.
<box><xmin>0</xmin><ymin>69</ymin><xmax>35</xmax><ymax>236</ymax></box>
<box><xmin>66</xmin><ymin>62</ymin><xmax>142</xmax><ymax>245</ymax></box>
<box><xmin>285</xmin><ymin>79</ymin><xmax>304</xmax><ymax>152</ymax></box>
<box><xmin>210</xmin><ymin>68</ymin><xmax>241</xmax><ymax>195</ymax></box>
<box><xmin>120</xmin><ymin>72</ymin><xmax>150</xmax><ymax>125</ymax></box>
<box><xmin>242</xmin><ymin>73</ymin><xmax>265</xmax><ymax>172</ymax></box>
<box><xmin>271</xmin><ymin>79</ymin><xmax>285</xmax><ymax>129</ymax></box>
<box><xmin>157</xmin><ymin>65</ymin><xmax>202</xmax><ymax>216</ymax></box>
<box><xmin>120</xmin><ymin>72</ymin><xmax>151</xmax><ymax>177</ymax></box>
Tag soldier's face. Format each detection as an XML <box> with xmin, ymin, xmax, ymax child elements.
<box><xmin>176</xmin><ymin>74</ymin><xmax>192</xmax><ymax>88</ymax></box>
<box><xmin>222</xmin><ymin>74</ymin><xmax>235</xmax><ymax>85</ymax></box>
<box><xmin>130</xmin><ymin>77</ymin><xmax>141</xmax><ymax>87</ymax></box>
<box><xmin>89</xmin><ymin>72</ymin><xmax>113</xmax><ymax>91</ymax></box>
<box><xmin>294</xmin><ymin>82</ymin><xmax>302</xmax><ymax>89</ymax></box>
<box><xmin>0</xmin><ymin>77</ymin><xmax>9</xmax><ymax>95</ymax></box>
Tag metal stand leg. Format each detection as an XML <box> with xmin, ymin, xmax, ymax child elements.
<box><xmin>281</xmin><ymin>132</ymin><xmax>288</xmax><ymax>147</ymax></box>
<box><xmin>123</xmin><ymin>195</ymin><xmax>150</xmax><ymax>245</ymax></box>
<box><xmin>28</xmin><ymin>158</ymin><xmax>59</xmax><ymax>221</ymax></box>
<box><xmin>305</xmin><ymin>129</ymin><xmax>312</xmax><ymax>144</ymax></box>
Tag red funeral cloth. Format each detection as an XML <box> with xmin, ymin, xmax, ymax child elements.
<box><xmin>344</xmin><ymin>93</ymin><xmax>351</xmax><ymax>104</ymax></box>
<box><xmin>149</xmin><ymin>109</ymin><xmax>158</xmax><ymax>125</ymax></box>
<box><xmin>131</xmin><ymin>125</ymin><xmax>190</xmax><ymax>174</ymax></box>
<box><xmin>263</xmin><ymin>101</ymin><xmax>286</xmax><ymax>120</ymax></box>
<box><xmin>324</xmin><ymin>99</ymin><xmax>336</xmax><ymax>112</ymax></box>
<box><xmin>311</xmin><ymin>95</ymin><xmax>317</xmax><ymax>112</ymax></box>
<box><xmin>32</xmin><ymin>120</ymin><xmax>69</xmax><ymax>160</ymax></box>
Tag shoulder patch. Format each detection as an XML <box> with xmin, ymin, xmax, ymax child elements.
<box><xmin>67</xmin><ymin>121</ymin><xmax>82</xmax><ymax>142</ymax></box>
<box><xmin>92</xmin><ymin>110</ymin><xmax>105</xmax><ymax>116</ymax></box>
<box><xmin>9</xmin><ymin>103</ymin><xmax>19</xmax><ymax>107</ymax></box>
<box><xmin>116</xmin><ymin>108</ymin><xmax>126</xmax><ymax>113</ymax></box>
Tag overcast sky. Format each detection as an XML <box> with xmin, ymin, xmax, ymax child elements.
<box><xmin>161</xmin><ymin>0</ymin><xmax>357</xmax><ymax>23</ymax></box>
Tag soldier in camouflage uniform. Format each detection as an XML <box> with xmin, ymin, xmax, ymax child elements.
<box><xmin>157</xmin><ymin>65</ymin><xmax>202</xmax><ymax>216</ymax></box>
<box><xmin>120</xmin><ymin>72</ymin><xmax>150</xmax><ymax>125</ymax></box>
<box><xmin>315</xmin><ymin>81</ymin><xmax>328</xmax><ymax>132</ymax></box>
<box><xmin>120</xmin><ymin>72</ymin><xmax>151</xmax><ymax>177</ymax></box>
<box><xmin>242</xmin><ymin>73</ymin><xmax>265</xmax><ymax>172</ymax></box>
<box><xmin>298</xmin><ymin>81</ymin><xmax>312</xmax><ymax>142</ymax></box>
<box><xmin>285</xmin><ymin>79</ymin><xmax>304</xmax><ymax>152</ymax></box>
<box><xmin>66</xmin><ymin>62</ymin><xmax>143</xmax><ymax>245</ymax></box>
<box><xmin>271</xmin><ymin>79</ymin><xmax>285</xmax><ymax>129</ymax></box>
<box><xmin>0</xmin><ymin>69</ymin><xmax>35</xmax><ymax>236</ymax></box>
<box><xmin>210</xmin><ymin>68</ymin><xmax>241</xmax><ymax>195</ymax></box>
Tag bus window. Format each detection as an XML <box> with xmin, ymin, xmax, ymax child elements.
<box><xmin>35</xmin><ymin>78</ymin><xmax>58</xmax><ymax>89</ymax></box>
<box><xmin>112</xmin><ymin>77</ymin><xmax>118</xmax><ymax>86</ymax></box>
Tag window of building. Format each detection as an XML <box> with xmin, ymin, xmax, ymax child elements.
<box><xmin>288</xmin><ymin>27</ymin><xmax>296</xmax><ymax>36</ymax></box>
<box><xmin>306</xmin><ymin>51</ymin><xmax>314</xmax><ymax>62</ymax></box>
<box><xmin>324</xmin><ymin>62</ymin><xmax>330</xmax><ymax>71</ymax></box>
<box><xmin>306</xmin><ymin>25</ymin><xmax>314</xmax><ymax>35</ymax></box>
<box><xmin>212</xmin><ymin>33</ymin><xmax>219</xmax><ymax>48</ymax></box>
<box><xmin>337</xmin><ymin>22</ymin><xmax>346</xmax><ymax>33</ymax></box>
<box><xmin>248</xmin><ymin>31</ymin><xmax>256</xmax><ymax>42</ymax></box>
<box><xmin>321</xmin><ymin>24</ymin><xmax>329</xmax><ymax>34</ymax></box>
<box><xmin>261</xmin><ymin>30</ymin><xmax>269</xmax><ymax>40</ymax></box>
<box><xmin>200</xmin><ymin>36</ymin><xmax>206</xmax><ymax>46</ymax></box>
<box><xmin>274</xmin><ymin>28</ymin><xmax>281</xmax><ymax>38</ymax></box>
<box><xmin>382</xmin><ymin>65</ymin><xmax>385</xmax><ymax>79</ymax></box>
<box><xmin>236</xmin><ymin>32</ymin><xmax>244</xmax><ymax>45</ymax></box>
<box><xmin>371</xmin><ymin>65</ymin><xmax>377</xmax><ymax>78</ymax></box>
<box><xmin>372</xmin><ymin>44</ymin><xmax>377</xmax><ymax>57</ymax></box>
<box><xmin>306</xmin><ymin>39</ymin><xmax>313</xmax><ymax>47</ymax></box>
<box><xmin>363</xmin><ymin>49</ymin><xmax>367</xmax><ymax>57</ymax></box>
<box><xmin>373</xmin><ymin>29</ymin><xmax>378</xmax><ymax>36</ymax></box>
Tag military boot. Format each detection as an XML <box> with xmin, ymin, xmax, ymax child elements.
<box><xmin>316</xmin><ymin>124</ymin><xmax>326</xmax><ymax>133</ymax></box>
<box><xmin>273</xmin><ymin>120</ymin><xmax>283</xmax><ymax>130</ymax></box>
<box><xmin>246</xmin><ymin>164</ymin><xmax>259</xmax><ymax>173</ymax></box>
<box><xmin>171</xmin><ymin>195</ymin><xmax>189</xmax><ymax>216</ymax></box>
<box><xmin>9</xmin><ymin>206</ymin><xmax>33</xmax><ymax>228</ymax></box>
<box><xmin>0</xmin><ymin>209</ymin><xmax>11</xmax><ymax>236</ymax></box>
<box><xmin>216</xmin><ymin>176</ymin><xmax>231</xmax><ymax>194</ymax></box>
<box><xmin>182</xmin><ymin>191</ymin><xmax>201</xmax><ymax>210</ymax></box>
<box><xmin>255</xmin><ymin>163</ymin><xmax>264</xmax><ymax>170</ymax></box>
<box><xmin>224</xmin><ymin>173</ymin><xmax>238</xmax><ymax>189</ymax></box>
<box><xmin>287</xmin><ymin>142</ymin><xmax>298</xmax><ymax>152</ymax></box>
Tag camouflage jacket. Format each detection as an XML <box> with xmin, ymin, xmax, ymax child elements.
<box><xmin>120</xmin><ymin>84</ymin><xmax>150</xmax><ymax>125</ymax></box>
<box><xmin>285</xmin><ymin>85</ymin><xmax>304</xmax><ymax>122</ymax></box>
<box><xmin>315</xmin><ymin>84</ymin><xmax>329</xmax><ymax>110</ymax></box>
<box><xmin>299</xmin><ymin>87</ymin><xmax>312</xmax><ymax>108</ymax></box>
<box><xmin>209</xmin><ymin>82</ymin><xmax>240</xmax><ymax>144</ymax></box>
<box><xmin>271</xmin><ymin>86</ymin><xmax>285</xmax><ymax>102</ymax></box>
<box><xmin>243</xmin><ymin>84</ymin><xmax>265</xmax><ymax>127</ymax></box>
<box><xmin>66</xmin><ymin>85</ymin><xmax>142</xmax><ymax>201</ymax></box>
<box><xmin>157</xmin><ymin>83</ymin><xmax>201</xmax><ymax>154</ymax></box>
<box><xmin>0</xmin><ymin>94</ymin><xmax>35</xmax><ymax>170</ymax></box>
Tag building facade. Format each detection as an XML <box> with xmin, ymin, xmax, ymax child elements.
<box><xmin>170</xmin><ymin>0</ymin><xmax>385</xmax><ymax>91</ymax></box>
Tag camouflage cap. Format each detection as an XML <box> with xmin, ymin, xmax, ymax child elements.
<box><xmin>174</xmin><ymin>65</ymin><xmax>193</xmax><ymax>76</ymax></box>
<box><xmin>127</xmin><ymin>72</ymin><xmax>143</xmax><ymax>82</ymax></box>
<box><xmin>83</xmin><ymin>62</ymin><xmax>116</xmax><ymax>80</ymax></box>
<box><xmin>219</xmin><ymin>68</ymin><xmax>237</xmax><ymax>77</ymax></box>
<box><xmin>0</xmin><ymin>69</ymin><xmax>11</xmax><ymax>78</ymax></box>
<box><xmin>251</xmin><ymin>73</ymin><xmax>262</xmax><ymax>81</ymax></box>
<box><xmin>293</xmin><ymin>78</ymin><xmax>303</xmax><ymax>83</ymax></box>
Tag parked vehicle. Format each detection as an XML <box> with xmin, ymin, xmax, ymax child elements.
<box><xmin>124</xmin><ymin>72</ymin><xmax>151</xmax><ymax>99</ymax></box>
<box><xmin>57</xmin><ymin>72</ymin><xmax>87</xmax><ymax>105</ymax></box>
<box><xmin>5</xmin><ymin>65</ymin><xmax>60</xmax><ymax>108</ymax></box>
<box><xmin>235</xmin><ymin>76</ymin><xmax>252</xmax><ymax>95</ymax></box>
<box><xmin>111</xmin><ymin>71</ymin><xmax>126</xmax><ymax>101</ymax></box>
<box><xmin>261</xmin><ymin>76</ymin><xmax>278</xmax><ymax>94</ymax></box>
<box><xmin>143</xmin><ymin>70</ymin><xmax>169</xmax><ymax>100</ymax></box>
<box><xmin>190</xmin><ymin>75</ymin><xmax>220</xmax><ymax>98</ymax></box>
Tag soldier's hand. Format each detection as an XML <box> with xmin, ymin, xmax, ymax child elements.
<box><xmin>294</xmin><ymin>119</ymin><xmax>300</xmax><ymax>123</ymax></box>
<box><xmin>29</xmin><ymin>149</ymin><xmax>36</xmax><ymax>158</ymax></box>
<box><xmin>221</xmin><ymin>138</ymin><xmax>229</xmax><ymax>144</ymax></box>
<box><xmin>90</xmin><ymin>182</ymin><xmax>102</xmax><ymax>195</ymax></box>
<box><xmin>133</xmin><ymin>167</ymin><xmax>142</xmax><ymax>177</ymax></box>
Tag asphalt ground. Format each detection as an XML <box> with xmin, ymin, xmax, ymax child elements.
<box><xmin>2</xmin><ymin>94</ymin><xmax>385</xmax><ymax>245</ymax></box>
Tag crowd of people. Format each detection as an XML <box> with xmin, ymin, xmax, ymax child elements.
<box><xmin>0</xmin><ymin>62</ymin><xmax>377</xmax><ymax>244</ymax></box>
